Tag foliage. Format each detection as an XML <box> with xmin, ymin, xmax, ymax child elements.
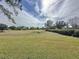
<box><xmin>46</xmin><ymin>29</ymin><xmax>79</xmax><ymax>37</ymax></box>
<box><xmin>8</xmin><ymin>26</ymin><xmax>42</xmax><ymax>30</ymax></box>
<box><xmin>73</xmin><ymin>30</ymin><xmax>79</xmax><ymax>37</ymax></box>
<box><xmin>30</xmin><ymin>27</ymin><xmax>39</xmax><ymax>30</ymax></box>
<box><xmin>45</xmin><ymin>20</ymin><xmax>53</xmax><ymax>29</ymax></box>
<box><xmin>56</xmin><ymin>21</ymin><xmax>67</xmax><ymax>29</ymax></box>
<box><xmin>0</xmin><ymin>0</ymin><xmax>22</xmax><ymax>23</ymax></box>
<box><xmin>0</xmin><ymin>23</ymin><xmax>8</xmax><ymax>32</ymax></box>
<box><xmin>45</xmin><ymin>20</ymin><xmax>67</xmax><ymax>29</ymax></box>
<box><xmin>9</xmin><ymin>26</ymin><xmax>17</xmax><ymax>30</ymax></box>
<box><xmin>68</xmin><ymin>17</ymin><xmax>79</xmax><ymax>29</ymax></box>
<box><xmin>16</xmin><ymin>26</ymin><xmax>29</xmax><ymax>30</ymax></box>
<box><xmin>0</xmin><ymin>5</ymin><xmax>16</xmax><ymax>23</ymax></box>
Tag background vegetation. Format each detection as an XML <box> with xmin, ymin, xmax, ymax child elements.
<box><xmin>45</xmin><ymin>19</ymin><xmax>79</xmax><ymax>37</ymax></box>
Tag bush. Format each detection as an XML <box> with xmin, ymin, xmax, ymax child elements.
<box><xmin>73</xmin><ymin>30</ymin><xmax>79</xmax><ymax>37</ymax></box>
<box><xmin>59</xmin><ymin>30</ymin><xmax>74</xmax><ymax>36</ymax></box>
<box><xmin>47</xmin><ymin>29</ymin><xmax>79</xmax><ymax>37</ymax></box>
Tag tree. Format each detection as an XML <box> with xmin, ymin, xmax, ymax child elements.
<box><xmin>9</xmin><ymin>26</ymin><xmax>16</xmax><ymax>30</ymax></box>
<box><xmin>30</xmin><ymin>27</ymin><xmax>35</xmax><ymax>30</ymax></box>
<box><xmin>16</xmin><ymin>26</ymin><xmax>27</xmax><ymax>30</ymax></box>
<box><xmin>69</xmin><ymin>17</ymin><xmax>79</xmax><ymax>29</ymax></box>
<box><xmin>22</xmin><ymin>27</ymin><xmax>29</xmax><ymax>30</ymax></box>
<box><xmin>0</xmin><ymin>0</ymin><xmax>22</xmax><ymax>23</ymax></box>
<box><xmin>45</xmin><ymin>20</ymin><xmax>53</xmax><ymax>29</ymax></box>
<box><xmin>56</xmin><ymin>21</ymin><xmax>66</xmax><ymax>29</ymax></box>
<box><xmin>0</xmin><ymin>24</ymin><xmax>8</xmax><ymax>32</ymax></box>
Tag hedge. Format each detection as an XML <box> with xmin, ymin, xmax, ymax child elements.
<box><xmin>46</xmin><ymin>29</ymin><xmax>79</xmax><ymax>37</ymax></box>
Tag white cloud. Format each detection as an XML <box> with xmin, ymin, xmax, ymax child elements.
<box><xmin>41</xmin><ymin>0</ymin><xmax>56</xmax><ymax>13</ymax></box>
<box><xmin>45</xmin><ymin>0</ymin><xmax>79</xmax><ymax>21</ymax></box>
<box><xmin>14</xmin><ymin>9</ymin><xmax>43</xmax><ymax>27</ymax></box>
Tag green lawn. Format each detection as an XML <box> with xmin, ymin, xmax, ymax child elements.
<box><xmin>0</xmin><ymin>30</ymin><xmax>79</xmax><ymax>59</ymax></box>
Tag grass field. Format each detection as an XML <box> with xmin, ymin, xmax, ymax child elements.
<box><xmin>0</xmin><ymin>30</ymin><xmax>79</xmax><ymax>59</ymax></box>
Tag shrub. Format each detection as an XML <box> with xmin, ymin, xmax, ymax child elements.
<box><xmin>46</xmin><ymin>29</ymin><xmax>75</xmax><ymax>36</ymax></box>
<box><xmin>59</xmin><ymin>30</ymin><xmax>74</xmax><ymax>36</ymax></box>
<box><xmin>73</xmin><ymin>30</ymin><xmax>79</xmax><ymax>37</ymax></box>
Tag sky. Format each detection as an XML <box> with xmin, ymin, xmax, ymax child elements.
<box><xmin>0</xmin><ymin>0</ymin><xmax>56</xmax><ymax>27</ymax></box>
<box><xmin>0</xmin><ymin>0</ymin><xmax>44</xmax><ymax>27</ymax></box>
<box><xmin>41</xmin><ymin>0</ymin><xmax>56</xmax><ymax>13</ymax></box>
<box><xmin>22</xmin><ymin>0</ymin><xmax>56</xmax><ymax>20</ymax></box>
<box><xmin>22</xmin><ymin>0</ymin><xmax>77</xmax><ymax>21</ymax></box>
<box><xmin>0</xmin><ymin>0</ymin><xmax>79</xmax><ymax>27</ymax></box>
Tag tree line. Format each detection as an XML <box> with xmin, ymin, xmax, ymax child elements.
<box><xmin>45</xmin><ymin>17</ymin><xmax>79</xmax><ymax>37</ymax></box>
<box><xmin>45</xmin><ymin>17</ymin><xmax>79</xmax><ymax>29</ymax></box>
<box><xmin>0</xmin><ymin>23</ymin><xmax>45</xmax><ymax>32</ymax></box>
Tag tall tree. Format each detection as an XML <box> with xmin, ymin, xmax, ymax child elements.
<box><xmin>56</xmin><ymin>21</ymin><xmax>66</xmax><ymax>29</ymax></box>
<box><xmin>45</xmin><ymin>20</ymin><xmax>53</xmax><ymax>29</ymax></box>
<box><xmin>69</xmin><ymin>17</ymin><xmax>79</xmax><ymax>29</ymax></box>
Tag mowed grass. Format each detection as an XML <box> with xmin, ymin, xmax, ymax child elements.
<box><xmin>0</xmin><ymin>30</ymin><xmax>79</xmax><ymax>59</ymax></box>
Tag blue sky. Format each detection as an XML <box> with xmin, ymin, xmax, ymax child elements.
<box><xmin>21</xmin><ymin>0</ymin><xmax>44</xmax><ymax>20</ymax></box>
<box><xmin>21</xmin><ymin>0</ymin><xmax>57</xmax><ymax>21</ymax></box>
